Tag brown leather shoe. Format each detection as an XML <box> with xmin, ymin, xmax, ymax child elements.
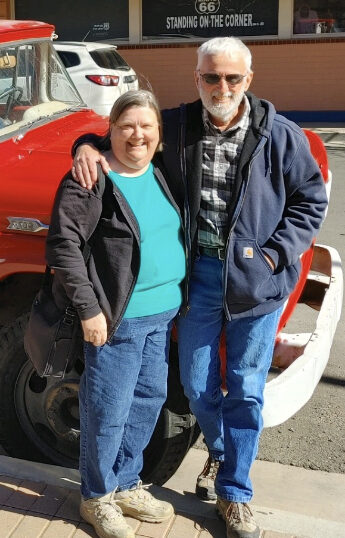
<box><xmin>195</xmin><ymin>455</ymin><xmax>220</xmax><ymax>501</ymax></box>
<box><xmin>216</xmin><ymin>497</ymin><xmax>260</xmax><ymax>538</ymax></box>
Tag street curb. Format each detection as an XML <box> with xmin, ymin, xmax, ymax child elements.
<box><xmin>2</xmin><ymin>450</ymin><xmax>345</xmax><ymax>538</ymax></box>
<box><xmin>252</xmin><ymin>505</ymin><xmax>345</xmax><ymax>538</ymax></box>
<box><xmin>0</xmin><ymin>454</ymin><xmax>80</xmax><ymax>490</ymax></box>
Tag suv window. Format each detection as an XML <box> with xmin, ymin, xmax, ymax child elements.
<box><xmin>56</xmin><ymin>50</ymin><xmax>80</xmax><ymax>68</ymax></box>
<box><xmin>90</xmin><ymin>49</ymin><xmax>130</xmax><ymax>70</ymax></box>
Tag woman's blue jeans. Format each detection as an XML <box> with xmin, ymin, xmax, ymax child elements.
<box><xmin>79</xmin><ymin>307</ymin><xmax>178</xmax><ymax>499</ymax></box>
<box><xmin>177</xmin><ymin>255</ymin><xmax>282</xmax><ymax>502</ymax></box>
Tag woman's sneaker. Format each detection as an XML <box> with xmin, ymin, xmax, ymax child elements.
<box><xmin>80</xmin><ymin>491</ymin><xmax>135</xmax><ymax>538</ymax></box>
<box><xmin>196</xmin><ymin>455</ymin><xmax>220</xmax><ymax>500</ymax></box>
<box><xmin>113</xmin><ymin>481</ymin><xmax>174</xmax><ymax>522</ymax></box>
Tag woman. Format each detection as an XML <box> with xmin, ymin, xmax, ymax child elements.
<box><xmin>46</xmin><ymin>90</ymin><xmax>185</xmax><ymax>538</ymax></box>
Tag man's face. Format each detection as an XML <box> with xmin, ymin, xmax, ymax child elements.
<box><xmin>195</xmin><ymin>53</ymin><xmax>253</xmax><ymax>124</ymax></box>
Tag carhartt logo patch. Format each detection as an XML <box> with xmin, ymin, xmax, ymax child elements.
<box><xmin>243</xmin><ymin>247</ymin><xmax>254</xmax><ymax>259</ymax></box>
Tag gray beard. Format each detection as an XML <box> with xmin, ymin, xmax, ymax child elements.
<box><xmin>200</xmin><ymin>89</ymin><xmax>244</xmax><ymax>123</ymax></box>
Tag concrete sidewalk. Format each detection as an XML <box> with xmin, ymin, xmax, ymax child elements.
<box><xmin>1</xmin><ymin>448</ymin><xmax>344</xmax><ymax>538</ymax></box>
<box><xmin>302</xmin><ymin>124</ymin><xmax>345</xmax><ymax>148</ymax></box>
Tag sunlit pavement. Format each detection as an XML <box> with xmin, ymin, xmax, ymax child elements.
<box><xmin>1</xmin><ymin>447</ymin><xmax>344</xmax><ymax>537</ymax></box>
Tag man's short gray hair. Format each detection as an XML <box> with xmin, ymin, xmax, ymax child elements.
<box><xmin>197</xmin><ymin>37</ymin><xmax>252</xmax><ymax>72</ymax></box>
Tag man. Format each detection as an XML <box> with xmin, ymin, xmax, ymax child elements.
<box><xmin>72</xmin><ymin>37</ymin><xmax>327</xmax><ymax>538</ymax></box>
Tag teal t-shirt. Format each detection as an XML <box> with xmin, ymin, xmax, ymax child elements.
<box><xmin>108</xmin><ymin>163</ymin><xmax>185</xmax><ymax>318</ymax></box>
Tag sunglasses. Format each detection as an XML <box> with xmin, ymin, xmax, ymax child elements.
<box><xmin>198</xmin><ymin>72</ymin><xmax>247</xmax><ymax>86</ymax></box>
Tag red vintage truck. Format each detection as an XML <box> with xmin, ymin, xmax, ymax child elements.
<box><xmin>0</xmin><ymin>19</ymin><xmax>342</xmax><ymax>482</ymax></box>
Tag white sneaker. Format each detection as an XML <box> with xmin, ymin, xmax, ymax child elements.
<box><xmin>80</xmin><ymin>491</ymin><xmax>135</xmax><ymax>538</ymax></box>
<box><xmin>113</xmin><ymin>481</ymin><xmax>174</xmax><ymax>523</ymax></box>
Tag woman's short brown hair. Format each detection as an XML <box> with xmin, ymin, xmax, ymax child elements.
<box><xmin>102</xmin><ymin>90</ymin><xmax>163</xmax><ymax>152</ymax></box>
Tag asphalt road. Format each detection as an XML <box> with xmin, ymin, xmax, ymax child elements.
<box><xmin>258</xmin><ymin>147</ymin><xmax>345</xmax><ymax>474</ymax></box>
<box><xmin>195</xmin><ymin>147</ymin><xmax>345</xmax><ymax>474</ymax></box>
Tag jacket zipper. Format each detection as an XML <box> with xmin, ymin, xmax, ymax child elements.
<box><xmin>107</xmin><ymin>250</ymin><xmax>139</xmax><ymax>342</ymax></box>
<box><xmin>106</xmin><ymin>187</ymin><xmax>141</xmax><ymax>342</ymax></box>
<box><xmin>222</xmin><ymin>144</ymin><xmax>265</xmax><ymax>320</ymax></box>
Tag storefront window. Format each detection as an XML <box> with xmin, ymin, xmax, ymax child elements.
<box><xmin>293</xmin><ymin>1</ymin><xmax>345</xmax><ymax>34</ymax></box>
<box><xmin>15</xmin><ymin>0</ymin><xmax>129</xmax><ymax>41</ymax></box>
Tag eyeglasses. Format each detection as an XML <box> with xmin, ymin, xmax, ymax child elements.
<box><xmin>198</xmin><ymin>72</ymin><xmax>247</xmax><ymax>86</ymax></box>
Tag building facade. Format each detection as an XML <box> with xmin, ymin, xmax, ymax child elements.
<box><xmin>2</xmin><ymin>0</ymin><xmax>344</xmax><ymax>120</ymax></box>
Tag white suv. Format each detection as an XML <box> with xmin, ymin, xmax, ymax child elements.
<box><xmin>54</xmin><ymin>41</ymin><xmax>138</xmax><ymax>116</ymax></box>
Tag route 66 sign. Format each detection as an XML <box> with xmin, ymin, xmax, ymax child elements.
<box><xmin>195</xmin><ymin>1</ymin><xmax>220</xmax><ymax>15</ymax></box>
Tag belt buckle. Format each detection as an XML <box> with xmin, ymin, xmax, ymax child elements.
<box><xmin>218</xmin><ymin>248</ymin><xmax>225</xmax><ymax>261</ymax></box>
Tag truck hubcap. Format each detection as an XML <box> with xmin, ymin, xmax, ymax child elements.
<box><xmin>15</xmin><ymin>360</ymin><xmax>83</xmax><ymax>467</ymax></box>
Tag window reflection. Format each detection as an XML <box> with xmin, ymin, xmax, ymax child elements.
<box><xmin>293</xmin><ymin>1</ymin><xmax>345</xmax><ymax>34</ymax></box>
<box><xmin>0</xmin><ymin>42</ymin><xmax>81</xmax><ymax>138</ymax></box>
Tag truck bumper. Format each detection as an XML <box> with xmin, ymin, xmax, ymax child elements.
<box><xmin>263</xmin><ymin>244</ymin><xmax>343</xmax><ymax>427</ymax></box>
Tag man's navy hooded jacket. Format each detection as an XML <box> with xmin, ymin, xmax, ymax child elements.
<box><xmin>159</xmin><ymin>93</ymin><xmax>328</xmax><ymax>318</ymax></box>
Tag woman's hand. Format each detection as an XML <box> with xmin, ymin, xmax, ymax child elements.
<box><xmin>72</xmin><ymin>144</ymin><xmax>110</xmax><ymax>190</ymax></box>
<box><xmin>81</xmin><ymin>312</ymin><xmax>108</xmax><ymax>347</ymax></box>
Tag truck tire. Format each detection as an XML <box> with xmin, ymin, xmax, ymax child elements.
<box><xmin>0</xmin><ymin>314</ymin><xmax>198</xmax><ymax>483</ymax></box>
<box><xmin>142</xmin><ymin>341</ymin><xmax>199</xmax><ymax>485</ymax></box>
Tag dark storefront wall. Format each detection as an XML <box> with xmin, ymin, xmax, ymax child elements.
<box><xmin>12</xmin><ymin>0</ymin><xmax>345</xmax><ymax>41</ymax></box>
<box><xmin>142</xmin><ymin>0</ymin><xmax>279</xmax><ymax>39</ymax></box>
<box><xmin>14</xmin><ymin>0</ymin><xmax>129</xmax><ymax>41</ymax></box>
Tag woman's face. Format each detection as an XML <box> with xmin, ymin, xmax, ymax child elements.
<box><xmin>110</xmin><ymin>105</ymin><xmax>160</xmax><ymax>173</ymax></box>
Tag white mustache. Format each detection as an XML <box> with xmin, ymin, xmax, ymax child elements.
<box><xmin>212</xmin><ymin>91</ymin><xmax>233</xmax><ymax>98</ymax></box>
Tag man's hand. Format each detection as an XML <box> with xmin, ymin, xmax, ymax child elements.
<box><xmin>81</xmin><ymin>312</ymin><xmax>108</xmax><ymax>347</ymax></box>
<box><xmin>72</xmin><ymin>144</ymin><xmax>110</xmax><ymax>189</ymax></box>
<box><xmin>264</xmin><ymin>253</ymin><xmax>276</xmax><ymax>271</ymax></box>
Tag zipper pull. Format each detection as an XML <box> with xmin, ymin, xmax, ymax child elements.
<box><xmin>179</xmin><ymin>304</ymin><xmax>190</xmax><ymax>317</ymax></box>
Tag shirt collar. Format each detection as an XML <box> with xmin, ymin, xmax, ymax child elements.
<box><xmin>202</xmin><ymin>94</ymin><xmax>251</xmax><ymax>135</ymax></box>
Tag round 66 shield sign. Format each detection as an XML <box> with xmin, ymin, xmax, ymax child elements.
<box><xmin>195</xmin><ymin>1</ymin><xmax>220</xmax><ymax>14</ymax></box>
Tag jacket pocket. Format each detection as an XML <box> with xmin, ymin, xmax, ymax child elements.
<box><xmin>226</xmin><ymin>238</ymin><xmax>279</xmax><ymax>306</ymax></box>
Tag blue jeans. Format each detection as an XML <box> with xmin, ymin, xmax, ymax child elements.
<box><xmin>79</xmin><ymin>307</ymin><xmax>178</xmax><ymax>499</ymax></box>
<box><xmin>178</xmin><ymin>255</ymin><xmax>282</xmax><ymax>502</ymax></box>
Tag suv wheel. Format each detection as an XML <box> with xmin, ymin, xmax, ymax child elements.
<box><xmin>0</xmin><ymin>313</ymin><xmax>198</xmax><ymax>484</ymax></box>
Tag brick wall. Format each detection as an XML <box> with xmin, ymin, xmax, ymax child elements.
<box><xmin>0</xmin><ymin>1</ymin><xmax>7</xmax><ymax>19</ymax></box>
<box><xmin>118</xmin><ymin>40</ymin><xmax>345</xmax><ymax>112</ymax></box>
<box><xmin>0</xmin><ymin>0</ymin><xmax>10</xmax><ymax>19</ymax></box>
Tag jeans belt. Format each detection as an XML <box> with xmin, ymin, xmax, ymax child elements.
<box><xmin>199</xmin><ymin>246</ymin><xmax>225</xmax><ymax>260</ymax></box>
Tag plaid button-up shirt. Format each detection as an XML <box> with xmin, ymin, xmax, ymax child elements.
<box><xmin>198</xmin><ymin>96</ymin><xmax>251</xmax><ymax>248</ymax></box>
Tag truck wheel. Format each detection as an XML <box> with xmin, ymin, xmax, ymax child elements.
<box><xmin>142</xmin><ymin>341</ymin><xmax>199</xmax><ymax>485</ymax></box>
<box><xmin>0</xmin><ymin>314</ymin><xmax>197</xmax><ymax>483</ymax></box>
